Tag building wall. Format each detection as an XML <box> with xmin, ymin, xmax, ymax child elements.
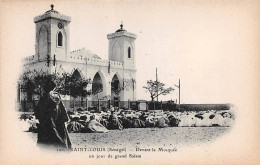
<box><xmin>108</xmin><ymin>34</ymin><xmax>136</xmax><ymax>70</ymax></box>
<box><xmin>35</xmin><ymin>20</ymin><xmax>51</xmax><ymax>61</ymax></box>
<box><xmin>50</xmin><ymin>18</ymin><xmax>70</xmax><ymax>61</ymax></box>
<box><xmin>20</xmin><ymin>8</ymin><xmax>137</xmax><ymax>105</ymax></box>
<box><xmin>34</xmin><ymin>11</ymin><xmax>71</xmax><ymax>62</ymax></box>
<box><xmin>49</xmin><ymin>60</ymin><xmax>136</xmax><ymax>101</ymax></box>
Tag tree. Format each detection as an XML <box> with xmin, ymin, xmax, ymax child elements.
<box><xmin>111</xmin><ymin>79</ymin><xmax>122</xmax><ymax>96</ymax></box>
<box><xmin>19</xmin><ymin>70</ymin><xmax>91</xmax><ymax>103</ymax></box>
<box><xmin>92</xmin><ymin>82</ymin><xmax>103</xmax><ymax>96</ymax></box>
<box><xmin>19</xmin><ymin>70</ymin><xmax>64</xmax><ymax>98</ymax></box>
<box><xmin>62</xmin><ymin>73</ymin><xmax>91</xmax><ymax>109</ymax></box>
<box><xmin>143</xmin><ymin>80</ymin><xmax>174</xmax><ymax>101</ymax></box>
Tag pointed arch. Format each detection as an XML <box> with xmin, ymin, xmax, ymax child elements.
<box><xmin>56</xmin><ymin>29</ymin><xmax>68</xmax><ymax>58</ymax></box>
<box><xmin>70</xmin><ymin>68</ymin><xmax>85</xmax><ymax>79</ymax></box>
<box><xmin>91</xmin><ymin>70</ymin><xmax>107</xmax><ymax>99</ymax></box>
<box><xmin>37</xmin><ymin>25</ymin><xmax>49</xmax><ymax>60</ymax></box>
<box><xmin>111</xmin><ymin>73</ymin><xmax>123</xmax><ymax>102</ymax></box>
<box><xmin>111</xmin><ymin>74</ymin><xmax>120</xmax><ymax>91</ymax></box>
<box><xmin>58</xmin><ymin>31</ymin><xmax>63</xmax><ymax>46</ymax></box>
<box><xmin>71</xmin><ymin>69</ymin><xmax>82</xmax><ymax>80</ymax></box>
<box><xmin>110</xmin><ymin>72</ymin><xmax>123</xmax><ymax>85</ymax></box>
<box><xmin>128</xmin><ymin>47</ymin><xmax>131</xmax><ymax>58</ymax></box>
<box><xmin>125</xmin><ymin>40</ymin><xmax>134</xmax><ymax>59</ymax></box>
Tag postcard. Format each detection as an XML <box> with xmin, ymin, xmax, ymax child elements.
<box><xmin>0</xmin><ymin>0</ymin><xmax>259</xmax><ymax>165</ymax></box>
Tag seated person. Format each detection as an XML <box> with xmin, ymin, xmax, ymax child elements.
<box><xmin>86</xmin><ymin>115</ymin><xmax>109</xmax><ymax>133</ymax></box>
<box><xmin>108</xmin><ymin>111</ymin><xmax>123</xmax><ymax>130</ymax></box>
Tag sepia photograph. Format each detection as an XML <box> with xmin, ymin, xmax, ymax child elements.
<box><xmin>0</xmin><ymin>0</ymin><xmax>260</xmax><ymax>165</ymax></box>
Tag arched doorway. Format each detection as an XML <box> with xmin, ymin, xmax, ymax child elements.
<box><xmin>111</xmin><ymin>74</ymin><xmax>121</xmax><ymax>107</ymax></box>
<box><xmin>71</xmin><ymin>69</ymin><xmax>81</xmax><ymax>80</ymax></box>
<box><xmin>70</xmin><ymin>69</ymin><xmax>84</xmax><ymax>108</ymax></box>
<box><xmin>92</xmin><ymin>72</ymin><xmax>104</xmax><ymax>100</ymax></box>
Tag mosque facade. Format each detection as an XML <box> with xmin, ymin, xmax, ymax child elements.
<box><xmin>20</xmin><ymin>5</ymin><xmax>137</xmax><ymax>108</ymax></box>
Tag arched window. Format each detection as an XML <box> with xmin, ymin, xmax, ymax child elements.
<box><xmin>72</xmin><ymin>69</ymin><xmax>81</xmax><ymax>80</ymax></box>
<box><xmin>92</xmin><ymin>72</ymin><xmax>103</xmax><ymax>95</ymax></box>
<box><xmin>128</xmin><ymin>47</ymin><xmax>131</xmax><ymax>58</ymax></box>
<box><xmin>58</xmin><ymin>32</ymin><xmax>63</xmax><ymax>46</ymax></box>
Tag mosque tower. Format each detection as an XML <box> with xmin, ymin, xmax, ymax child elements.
<box><xmin>107</xmin><ymin>22</ymin><xmax>137</xmax><ymax>70</ymax></box>
<box><xmin>34</xmin><ymin>4</ymin><xmax>71</xmax><ymax>62</ymax></box>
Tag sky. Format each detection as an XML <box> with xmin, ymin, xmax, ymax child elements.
<box><xmin>1</xmin><ymin>0</ymin><xmax>259</xmax><ymax>104</ymax></box>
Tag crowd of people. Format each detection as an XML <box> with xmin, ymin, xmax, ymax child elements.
<box><xmin>18</xmin><ymin>81</ymin><xmax>236</xmax><ymax>150</ymax></box>
<box><xmin>19</xmin><ymin>107</ymin><xmax>235</xmax><ymax>134</ymax></box>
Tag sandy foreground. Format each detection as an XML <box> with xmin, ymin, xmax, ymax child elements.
<box><xmin>27</xmin><ymin>127</ymin><xmax>231</xmax><ymax>149</ymax></box>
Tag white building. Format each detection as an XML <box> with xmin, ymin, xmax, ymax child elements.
<box><xmin>20</xmin><ymin>5</ymin><xmax>137</xmax><ymax>109</ymax></box>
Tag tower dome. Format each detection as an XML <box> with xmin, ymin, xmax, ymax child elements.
<box><xmin>45</xmin><ymin>4</ymin><xmax>59</xmax><ymax>14</ymax></box>
<box><xmin>115</xmin><ymin>22</ymin><xmax>127</xmax><ymax>33</ymax></box>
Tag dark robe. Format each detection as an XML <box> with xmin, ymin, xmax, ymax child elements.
<box><xmin>67</xmin><ymin>121</ymin><xmax>85</xmax><ymax>133</ymax></box>
<box><xmin>119</xmin><ymin>117</ymin><xmax>133</xmax><ymax>129</ymax></box>
<box><xmin>100</xmin><ymin>118</ymin><xmax>109</xmax><ymax>128</ymax></box>
<box><xmin>108</xmin><ymin>113</ymin><xmax>123</xmax><ymax>130</ymax></box>
<box><xmin>35</xmin><ymin>94</ymin><xmax>72</xmax><ymax>150</ymax></box>
<box><xmin>168</xmin><ymin>116</ymin><xmax>180</xmax><ymax>127</ymax></box>
<box><xmin>132</xmin><ymin>119</ymin><xmax>146</xmax><ymax>128</ymax></box>
<box><xmin>139</xmin><ymin>113</ymin><xmax>147</xmax><ymax>121</ymax></box>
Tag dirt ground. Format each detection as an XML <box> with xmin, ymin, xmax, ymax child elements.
<box><xmin>27</xmin><ymin>127</ymin><xmax>231</xmax><ymax>149</ymax></box>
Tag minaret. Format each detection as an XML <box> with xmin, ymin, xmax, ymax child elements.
<box><xmin>107</xmin><ymin>22</ymin><xmax>137</xmax><ymax>70</ymax></box>
<box><xmin>34</xmin><ymin>4</ymin><xmax>71</xmax><ymax>62</ymax></box>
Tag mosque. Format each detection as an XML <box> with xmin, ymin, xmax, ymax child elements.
<box><xmin>20</xmin><ymin>5</ymin><xmax>137</xmax><ymax>109</ymax></box>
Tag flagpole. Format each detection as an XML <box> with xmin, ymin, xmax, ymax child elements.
<box><xmin>156</xmin><ymin>68</ymin><xmax>158</xmax><ymax>102</ymax></box>
<box><xmin>174</xmin><ymin>78</ymin><xmax>181</xmax><ymax>105</ymax></box>
<box><xmin>179</xmin><ymin>79</ymin><xmax>180</xmax><ymax>104</ymax></box>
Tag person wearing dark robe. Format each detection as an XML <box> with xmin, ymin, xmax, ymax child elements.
<box><xmin>100</xmin><ymin>115</ymin><xmax>110</xmax><ymax>128</ymax></box>
<box><xmin>168</xmin><ymin>115</ymin><xmax>181</xmax><ymax>127</ymax></box>
<box><xmin>139</xmin><ymin>112</ymin><xmax>147</xmax><ymax>121</ymax></box>
<box><xmin>118</xmin><ymin>112</ymin><xmax>132</xmax><ymax>129</ymax></box>
<box><xmin>132</xmin><ymin>118</ymin><xmax>146</xmax><ymax>128</ymax></box>
<box><xmin>35</xmin><ymin>81</ymin><xmax>72</xmax><ymax>150</ymax></box>
<box><xmin>67</xmin><ymin>119</ymin><xmax>85</xmax><ymax>133</ymax></box>
<box><xmin>108</xmin><ymin>111</ymin><xmax>123</xmax><ymax>130</ymax></box>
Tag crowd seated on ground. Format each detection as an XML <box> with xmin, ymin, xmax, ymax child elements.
<box><xmin>18</xmin><ymin>106</ymin><xmax>235</xmax><ymax>133</ymax></box>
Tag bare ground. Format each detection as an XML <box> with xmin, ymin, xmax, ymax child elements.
<box><xmin>27</xmin><ymin>127</ymin><xmax>231</xmax><ymax>149</ymax></box>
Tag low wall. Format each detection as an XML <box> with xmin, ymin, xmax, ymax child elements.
<box><xmin>176</xmin><ymin>104</ymin><xmax>231</xmax><ymax>111</ymax></box>
<box><xmin>16</xmin><ymin>100</ymin><xmax>232</xmax><ymax>112</ymax></box>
